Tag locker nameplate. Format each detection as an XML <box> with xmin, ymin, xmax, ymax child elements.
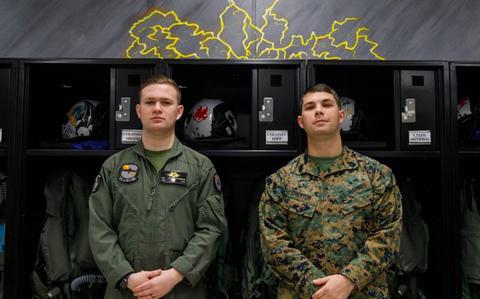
<box><xmin>408</xmin><ymin>130</ymin><xmax>431</xmax><ymax>145</ymax></box>
<box><xmin>121</xmin><ymin>129</ymin><xmax>142</xmax><ymax>144</ymax></box>
<box><xmin>265</xmin><ymin>130</ymin><xmax>288</xmax><ymax>145</ymax></box>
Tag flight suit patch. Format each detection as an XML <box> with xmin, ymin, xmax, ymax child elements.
<box><xmin>118</xmin><ymin>163</ymin><xmax>139</xmax><ymax>183</ymax></box>
<box><xmin>161</xmin><ymin>170</ymin><xmax>187</xmax><ymax>185</ymax></box>
<box><xmin>213</xmin><ymin>174</ymin><xmax>222</xmax><ymax>192</ymax></box>
<box><xmin>92</xmin><ymin>174</ymin><xmax>101</xmax><ymax>193</ymax></box>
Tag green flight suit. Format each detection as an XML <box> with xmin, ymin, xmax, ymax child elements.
<box><xmin>259</xmin><ymin>146</ymin><xmax>402</xmax><ymax>299</ymax></box>
<box><xmin>89</xmin><ymin>138</ymin><xmax>227</xmax><ymax>299</ymax></box>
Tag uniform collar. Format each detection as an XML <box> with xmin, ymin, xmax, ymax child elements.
<box><xmin>133</xmin><ymin>137</ymin><xmax>184</xmax><ymax>160</ymax></box>
<box><xmin>296</xmin><ymin>146</ymin><xmax>358</xmax><ymax>177</ymax></box>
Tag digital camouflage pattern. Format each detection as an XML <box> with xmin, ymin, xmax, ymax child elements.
<box><xmin>259</xmin><ymin>146</ymin><xmax>402</xmax><ymax>299</ymax></box>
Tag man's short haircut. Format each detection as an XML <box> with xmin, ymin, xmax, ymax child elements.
<box><xmin>139</xmin><ymin>74</ymin><xmax>182</xmax><ymax>104</ymax></box>
<box><xmin>299</xmin><ymin>83</ymin><xmax>340</xmax><ymax>113</ymax></box>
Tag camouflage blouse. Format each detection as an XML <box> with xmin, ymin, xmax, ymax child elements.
<box><xmin>259</xmin><ymin>146</ymin><xmax>402</xmax><ymax>299</ymax></box>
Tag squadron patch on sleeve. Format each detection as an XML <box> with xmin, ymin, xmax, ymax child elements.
<box><xmin>118</xmin><ymin>163</ymin><xmax>139</xmax><ymax>183</ymax></box>
<box><xmin>214</xmin><ymin>174</ymin><xmax>222</xmax><ymax>192</ymax></box>
<box><xmin>92</xmin><ymin>174</ymin><xmax>101</xmax><ymax>193</ymax></box>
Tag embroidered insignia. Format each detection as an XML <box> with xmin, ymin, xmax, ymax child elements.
<box><xmin>118</xmin><ymin>163</ymin><xmax>139</xmax><ymax>183</ymax></box>
<box><xmin>161</xmin><ymin>170</ymin><xmax>187</xmax><ymax>185</ymax></box>
<box><xmin>214</xmin><ymin>174</ymin><xmax>222</xmax><ymax>192</ymax></box>
<box><xmin>92</xmin><ymin>174</ymin><xmax>101</xmax><ymax>193</ymax></box>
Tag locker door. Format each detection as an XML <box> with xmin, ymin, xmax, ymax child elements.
<box><xmin>115</xmin><ymin>67</ymin><xmax>154</xmax><ymax>149</ymax></box>
<box><xmin>257</xmin><ymin>68</ymin><xmax>297</xmax><ymax>150</ymax></box>
<box><xmin>400</xmin><ymin>70</ymin><xmax>438</xmax><ymax>150</ymax></box>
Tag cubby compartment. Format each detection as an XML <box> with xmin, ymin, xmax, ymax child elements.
<box><xmin>456</xmin><ymin>157</ymin><xmax>480</xmax><ymax>298</ymax></box>
<box><xmin>22</xmin><ymin>156</ymin><xmax>106</xmax><ymax>297</ymax></box>
<box><xmin>168</xmin><ymin>61</ymin><xmax>302</xmax><ymax>155</ymax></box>
<box><xmin>454</xmin><ymin>65</ymin><xmax>480</xmax><ymax>150</ymax></box>
<box><xmin>25</xmin><ymin>63</ymin><xmax>111</xmax><ymax>150</ymax></box>
<box><xmin>171</xmin><ymin>64</ymin><xmax>253</xmax><ymax>150</ymax></box>
<box><xmin>314</xmin><ymin>65</ymin><xmax>395</xmax><ymax>149</ymax></box>
<box><xmin>310</xmin><ymin>62</ymin><xmax>443</xmax><ymax>152</ymax></box>
<box><xmin>209</xmin><ymin>155</ymin><xmax>293</xmax><ymax>298</ymax></box>
<box><xmin>380</xmin><ymin>157</ymin><xmax>444</xmax><ymax>299</ymax></box>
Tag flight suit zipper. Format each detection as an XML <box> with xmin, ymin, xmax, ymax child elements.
<box><xmin>143</xmin><ymin>157</ymin><xmax>158</xmax><ymax>212</ymax></box>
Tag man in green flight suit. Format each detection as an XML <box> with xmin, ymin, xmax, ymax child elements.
<box><xmin>89</xmin><ymin>74</ymin><xmax>227</xmax><ymax>299</ymax></box>
<box><xmin>259</xmin><ymin>84</ymin><xmax>402</xmax><ymax>299</ymax></box>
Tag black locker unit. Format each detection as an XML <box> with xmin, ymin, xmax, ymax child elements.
<box><xmin>5</xmin><ymin>59</ymin><xmax>159</xmax><ymax>299</ymax></box>
<box><xmin>23</xmin><ymin>61</ymin><xmax>111</xmax><ymax>150</ymax></box>
<box><xmin>114</xmin><ymin>66</ymin><xmax>155</xmax><ymax>148</ymax></box>
<box><xmin>308</xmin><ymin>60</ymin><xmax>450</xmax><ymax>299</ymax></box>
<box><xmin>308</xmin><ymin>61</ymin><xmax>443</xmax><ymax>154</ymax></box>
<box><xmin>1</xmin><ymin>58</ymin><xmax>463</xmax><ymax>299</ymax></box>
<box><xmin>0</xmin><ymin>60</ymin><xmax>16</xmax><ymax>299</ymax></box>
<box><xmin>450</xmin><ymin>62</ymin><xmax>480</xmax><ymax>299</ymax></box>
<box><xmin>166</xmin><ymin>60</ymin><xmax>304</xmax><ymax>156</ymax></box>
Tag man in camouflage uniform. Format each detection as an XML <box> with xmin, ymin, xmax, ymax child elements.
<box><xmin>89</xmin><ymin>74</ymin><xmax>227</xmax><ymax>299</ymax></box>
<box><xmin>259</xmin><ymin>83</ymin><xmax>402</xmax><ymax>299</ymax></box>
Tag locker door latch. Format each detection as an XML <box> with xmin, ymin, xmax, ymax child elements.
<box><xmin>259</xmin><ymin>97</ymin><xmax>274</xmax><ymax>122</ymax></box>
<box><xmin>116</xmin><ymin>97</ymin><xmax>131</xmax><ymax>122</ymax></box>
<box><xmin>401</xmin><ymin>98</ymin><xmax>416</xmax><ymax>123</ymax></box>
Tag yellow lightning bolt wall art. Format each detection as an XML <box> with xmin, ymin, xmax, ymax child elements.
<box><xmin>126</xmin><ymin>0</ymin><xmax>384</xmax><ymax>60</ymax></box>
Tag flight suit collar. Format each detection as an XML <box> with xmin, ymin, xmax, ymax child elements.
<box><xmin>133</xmin><ymin>137</ymin><xmax>184</xmax><ymax>161</ymax></box>
<box><xmin>297</xmin><ymin>145</ymin><xmax>359</xmax><ymax>177</ymax></box>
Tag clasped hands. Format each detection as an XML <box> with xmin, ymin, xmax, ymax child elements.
<box><xmin>311</xmin><ymin>274</ymin><xmax>355</xmax><ymax>299</ymax></box>
<box><xmin>127</xmin><ymin>268</ymin><xmax>184</xmax><ymax>299</ymax></box>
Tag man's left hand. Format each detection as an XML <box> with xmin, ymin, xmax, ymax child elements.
<box><xmin>311</xmin><ymin>274</ymin><xmax>355</xmax><ymax>299</ymax></box>
<box><xmin>133</xmin><ymin>268</ymin><xmax>184</xmax><ymax>299</ymax></box>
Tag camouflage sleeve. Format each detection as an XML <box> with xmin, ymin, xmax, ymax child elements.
<box><xmin>340</xmin><ymin>166</ymin><xmax>403</xmax><ymax>292</ymax></box>
<box><xmin>259</xmin><ymin>173</ymin><xmax>325</xmax><ymax>298</ymax></box>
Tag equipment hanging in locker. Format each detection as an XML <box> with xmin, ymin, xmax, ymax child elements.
<box><xmin>458</xmin><ymin>97</ymin><xmax>480</xmax><ymax>145</ymax></box>
<box><xmin>31</xmin><ymin>171</ymin><xmax>106</xmax><ymax>299</ymax></box>
<box><xmin>0</xmin><ymin>172</ymin><xmax>6</xmax><ymax>298</ymax></box>
<box><xmin>389</xmin><ymin>178</ymin><xmax>429</xmax><ymax>299</ymax></box>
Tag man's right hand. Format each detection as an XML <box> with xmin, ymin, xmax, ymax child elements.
<box><xmin>127</xmin><ymin>270</ymin><xmax>162</xmax><ymax>291</ymax></box>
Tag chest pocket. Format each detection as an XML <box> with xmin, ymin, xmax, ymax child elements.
<box><xmin>112</xmin><ymin>181</ymin><xmax>143</xmax><ymax>216</ymax></box>
<box><xmin>282</xmin><ymin>190</ymin><xmax>317</xmax><ymax>218</ymax></box>
<box><xmin>339</xmin><ymin>196</ymin><xmax>371</xmax><ymax>215</ymax></box>
<box><xmin>333</xmin><ymin>180</ymin><xmax>372</xmax><ymax>216</ymax></box>
<box><xmin>336</xmin><ymin>187</ymin><xmax>372</xmax><ymax>221</ymax></box>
